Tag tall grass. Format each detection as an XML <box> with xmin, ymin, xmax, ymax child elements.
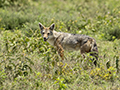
<box><xmin>0</xmin><ymin>0</ymin><xmax>120</xmax><ymax>89</ymax></box>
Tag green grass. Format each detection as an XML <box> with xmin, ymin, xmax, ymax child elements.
<box><xmin>0</xmin><ymin>0</ymin><xmax>120</xmax><ymax>90</ymax></box>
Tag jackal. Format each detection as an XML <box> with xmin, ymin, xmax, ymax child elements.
<box><xmin>39</xmin><ymin>23</ymin><xmax>98</xmax><ymax>66</ymax></box>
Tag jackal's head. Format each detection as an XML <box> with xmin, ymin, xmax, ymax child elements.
<box><xmin>39</xmin><ymin>23</ymin><xmax>55</xmax><ymax>41</ymax></box>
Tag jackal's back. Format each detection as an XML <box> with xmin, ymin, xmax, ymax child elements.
<box><xmin>53</xmin><ymin>32</ymin><xmax>97</xmax><ymax>51</ymax></box>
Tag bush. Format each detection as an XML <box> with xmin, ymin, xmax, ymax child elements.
<box><xmin>0</xmin><ymin>70</ymin><xmax>7</xmax><ymax>85</ymax></box>
<box><xmin>0</xmin><ymin>0</ymin><xmax>120</xmax><ymax>89</ymax></box>
<box><xmin>108</xmin><ymin>26</ymin><xmax>120</xmax><ymax>40</ymax></box>
<box><xmin>0</xmin><ymin>9</ymin><xmax>36</xmax><ymax>30</ymax></box>
<box><xmin>0</xmin><ymin>0</ymin><xmax>29</xmax><ymax>7</ymax></box>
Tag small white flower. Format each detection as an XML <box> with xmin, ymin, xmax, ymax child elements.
<box><xmin>79</xmin><ymin>31</ymin><xmax>82</xmax><ymax>33</ymax></box>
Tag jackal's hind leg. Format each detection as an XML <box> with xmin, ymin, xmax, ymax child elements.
<box><xmin>90</xmin><ymin>52</ymin><xmax>98</xmax><ymax>66</ymax></box>
<box><xmin>80</xmin><ymin>49</ymin><xmax>97</xmax><ymax>66</ymax></box>
<box><xmin>80</xmin><ymin>49</ymin><xmax>86</xmax><ymax>58</ymax></box>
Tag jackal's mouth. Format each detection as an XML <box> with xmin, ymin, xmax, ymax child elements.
<box><xmin>43</xmin><ymin>38</ymin><xmax>48</xmax><ymax>41</ymax></box>
<box><xmin>43</xmin><ymin>39</ymin><xmax>46</xmax><ymax>41</ymax></box>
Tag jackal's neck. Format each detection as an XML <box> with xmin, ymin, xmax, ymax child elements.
<box><xmin>53</xmin><ymin>30</ymin><xmax>61</xmax><ymax>38</ymax></box>
<box><xmin>47</xmin><ymin>30</ymin><xmax>61</xmax><ymax>46</ymax></box>
<box><xmin>47</xmin><ymin>36</ymin><xmax>55</xmax><ymax>46</ymax></box>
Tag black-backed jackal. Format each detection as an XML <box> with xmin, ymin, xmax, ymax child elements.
<box><xmin>39</xmin><ymin>23</ymin><xmax>98</xmax><ymax>66</ymax></box>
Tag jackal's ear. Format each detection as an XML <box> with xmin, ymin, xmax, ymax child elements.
<box><xmin>49</xmin><ymin>23</ymin><xmax>55</xmax><ymax>30</ymax></box>
<box><xmin>39</xmin><ymin>23</ymin><xmax>44</xmax><ymax>30</ymax></box>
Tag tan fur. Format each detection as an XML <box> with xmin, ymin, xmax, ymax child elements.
<box><xmin>39</xmin><ymin>23</ymin><xmax>98</xmax><ymax>65</ymax></box>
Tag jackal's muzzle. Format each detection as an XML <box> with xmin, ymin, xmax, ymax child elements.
<box><xmin>43</xmin><ymin>37</ymin><xmax>48</xmax><ymax>41</ymax></box>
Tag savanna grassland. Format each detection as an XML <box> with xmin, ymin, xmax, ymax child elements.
<box><xmin>0</xmin><ymin>0</ymin><xmax>120</xmax><ymax>90</ymax></box>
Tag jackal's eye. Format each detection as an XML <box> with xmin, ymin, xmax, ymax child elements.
<box><xmin>42</xmin><ymin>32</ymin><xmax>45</xmax><ymax>34</ymax></box>
<box><xmin>47</xmin><ymin>33</ymin><xmax>50</xmax><ymax>35</ymax></box>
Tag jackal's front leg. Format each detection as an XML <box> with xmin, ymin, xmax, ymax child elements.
<box><xmin>56</xmin><ymin>44</ymin><xmax>64</xmax><ymax>60</ymax></box>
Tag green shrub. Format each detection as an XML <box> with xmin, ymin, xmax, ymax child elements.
<box><xmin>0</xmin><ymin>70</ymin><xmax>7</xmax><ymax>85</ymax></box>
<box><xmin>0</xmin><ymin>0</ymin><xmax>29</xmax><ymax>7</ymax></box>
<box><xmin>0</xmin><ymin>10</ymin><xmax>36</xmax><ymax>30</ymax></box>
<box><xmin>108</xmin><ymin>26</ymin><xmax>120</xmax><ymax>40</ymax></box>
<box><xmin>0</xmin><ymin>0</ymin><xmax>120</xmax><ymax>89</ymax></box>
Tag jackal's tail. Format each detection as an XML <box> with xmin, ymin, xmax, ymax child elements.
<box><xmin>90</xmin><ymin>39</ymin><xmax>98</xmax><ymax>66</ymax></box>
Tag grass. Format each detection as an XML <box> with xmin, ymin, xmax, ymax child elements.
<box><xmin>0</xmin><ymin>0</ymin><xmax>120</xmax><ymax>90</ymax></box>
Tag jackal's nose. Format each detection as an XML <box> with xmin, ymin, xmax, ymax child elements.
<box><xmin>43</xmin><ymin>37</ymin><xmax>47</xmax><ymax>41</ymax></box>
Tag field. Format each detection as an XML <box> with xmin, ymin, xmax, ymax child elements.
<box><xmin>0</xmin><ymin>0</ymin><xmax>120</xmax><ymax>89</ymax></box>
